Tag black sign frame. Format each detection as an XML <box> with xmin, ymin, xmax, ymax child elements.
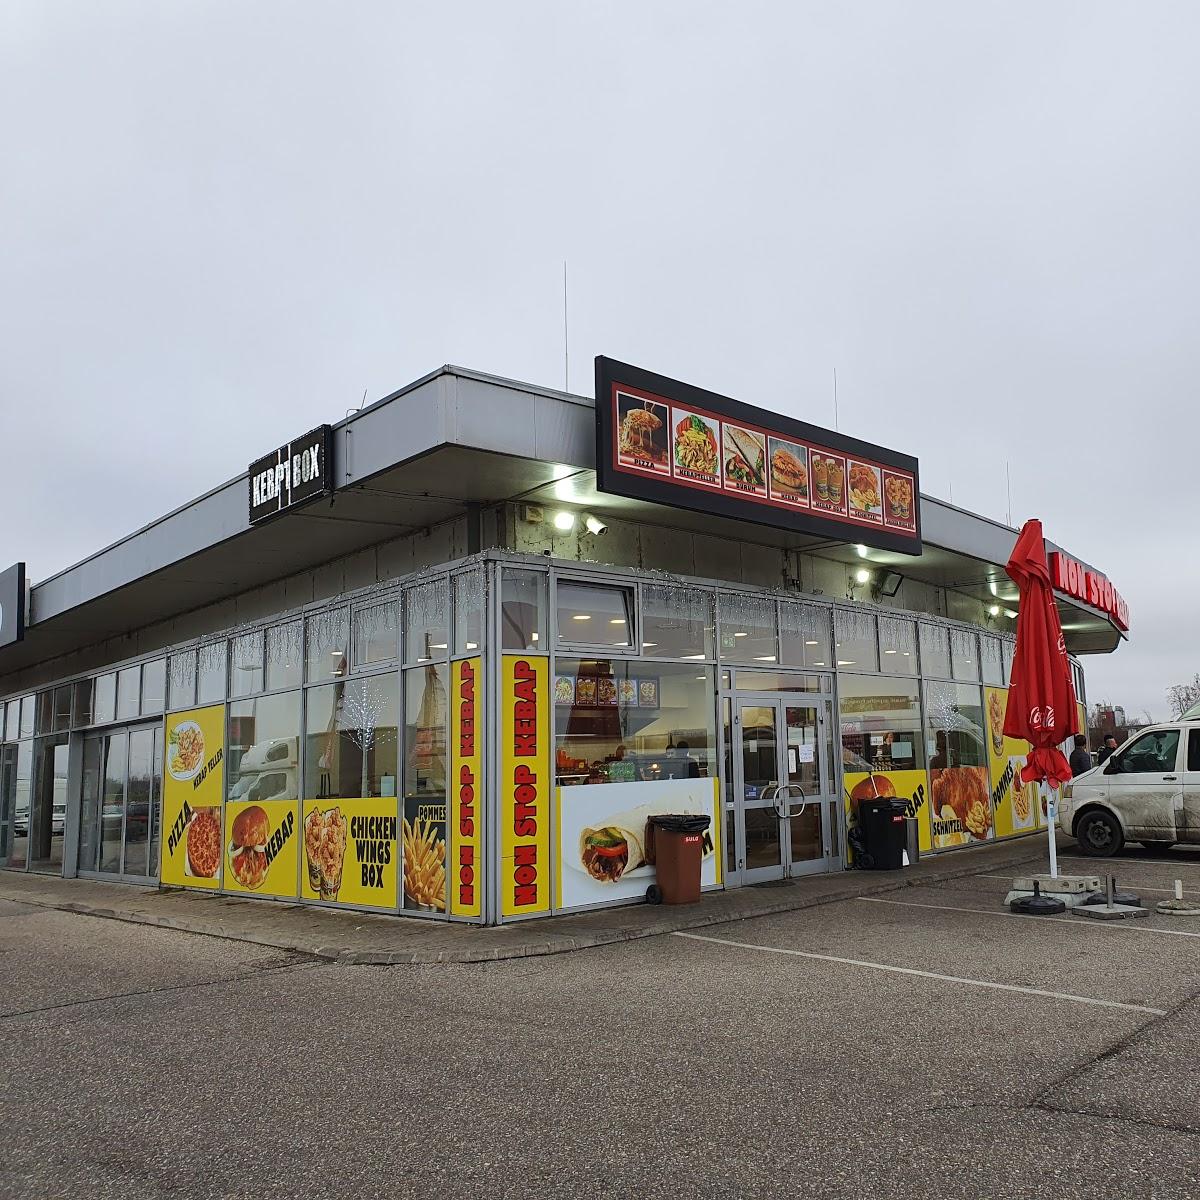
<box><xmin>0</xmin><ymin>562</ymin><xmax>26</xmax><ymax>649</ymax></box>
<box><xmin>248</xmin><ymin>425</ymin><xmax>334</xmax><ymax>525</ymax></box>
<box><xmin>595</xmin><ymin>357</ymin><xmax>922</xmax><ymax>555</ymax></box>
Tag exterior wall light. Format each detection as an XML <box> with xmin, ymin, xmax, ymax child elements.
<box><xmin>553</xmin><ymin>510</ymin><xmax>576</xmax><ymax>531</ymax></box>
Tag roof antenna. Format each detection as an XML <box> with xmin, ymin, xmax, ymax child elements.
<box><xmin>833</xmin><ymin>367</ymin><xmax>839</xmax><ymax>431</ymax></box>
<box><xmin>563</xmin><ymin>260</ymin><xmax>569</xmax><ymax>393</ymax></box>
<box><xmin>345</xmin><ymin>387</ymin><xmax>367</xmax><ymax>419</ymax></box>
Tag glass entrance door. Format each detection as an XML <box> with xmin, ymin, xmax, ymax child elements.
<box><xmin>79</xmin><ymin>725</ymin><xmax>163</xmax><ymax>881</ymax></box>
<box><xmin>29</xmin><ymin>738</ymin><xmax>69</xmax><ymax>874</ymax></box>
<box><xmin>732</xmin><ymin>696</ymin><xmax>841</xmax><ymax>882</ymax></box>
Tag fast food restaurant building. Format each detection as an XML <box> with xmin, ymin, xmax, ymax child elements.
<box><xmin>0</xmin><ymin>359</ymin><xmax>1128</xmax><ymax>923</ymax></box>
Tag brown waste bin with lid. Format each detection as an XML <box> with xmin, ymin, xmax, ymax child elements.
<box><xmin>646</xmin><ymin>814</ymin><xmax>711</xmax><ymax>905</ymax></box>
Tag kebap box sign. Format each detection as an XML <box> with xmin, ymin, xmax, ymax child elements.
<box><xmin>595</xmin><ymin>357</ymin><xmax>922</xmax><ymax>555</ymax></box>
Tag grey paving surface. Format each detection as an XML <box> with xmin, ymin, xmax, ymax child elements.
<box><xmin>0</xmin><ymin>835</ymin><xmax>1052</xmax><ymax>962</ymax></box>
<box><xmin>2</xmin><ymin>858</ymin><xmax>1198</xmax><ymax>1199</ymax></box>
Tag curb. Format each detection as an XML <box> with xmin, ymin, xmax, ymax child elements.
<box><xmin>0</xmin><ymin>842</ymin><xmax>1051</xmax><ymax>966</ymax></box>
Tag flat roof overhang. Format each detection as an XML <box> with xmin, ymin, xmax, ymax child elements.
<box><xmin>0</xmin><ymin>366</ymin><xmax>1125</xmax><ymax>679</ymax></box>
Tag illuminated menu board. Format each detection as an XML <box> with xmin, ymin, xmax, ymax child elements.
<box><xmin>595</xmin><ymin>357</ymin><xmax>921</xmax><ymax>555</ymax></box>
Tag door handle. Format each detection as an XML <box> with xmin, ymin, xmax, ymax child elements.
<box><xmin>1164</xmin><ymin>776</ymin><xmax>1178</xmax><ymax>782</ymax></box>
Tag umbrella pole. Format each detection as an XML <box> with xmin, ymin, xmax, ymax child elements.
<box><xmin>1047</xmin><ymin>784</ymin><xmax>1059</xmax><ymax>879</ymax></box>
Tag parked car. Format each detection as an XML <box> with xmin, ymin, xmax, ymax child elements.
<box><xmin>1059</xmin><ymin>720</ymin><xmax>1200</xmax><ymax>855</ymax></box>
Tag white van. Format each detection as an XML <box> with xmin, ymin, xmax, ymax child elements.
<box><xmin>228</xmin><ymin>737</ymin><xmax>299</xmax><ymax>804</ymax></box>
<box><xmin>1058</xmin><ymin>720</ymin><xmax>1200</xmax><ymax>855</ymax></box>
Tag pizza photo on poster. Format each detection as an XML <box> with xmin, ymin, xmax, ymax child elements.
<box><xmin>614</xmin><ymin>392</ymin><xmax>670</xmax><ymax>476</ymax></box>
<box><xmin>767</xmin><ymin>437</ymin><xmax>810</xmax><ymax>507</ymax></box>
<box><xmin>882</xmin><ymin>470</ymin><xmax>917</xmax><ymax>531</ymax></box>
<box><xmin>721</xmin><ymin>423</ymin><xmax>767</xmax><ymax>497</ymax></box>
<box><xmin>847</xmin><ymin>460</ymin><xmax>884</xmax><ymax>525</ymax></box>
<box><xmin>671</xmin><ymin>408</ymin><xmax>722</xmax><ymax>489</ymax></box>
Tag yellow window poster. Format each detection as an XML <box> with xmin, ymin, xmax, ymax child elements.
<box><xmin>501</xmin><ymin>654</ymin><xmax>550</xmax><ymax>917</ymax></box>
<box><xmin>161</xmin><ymin>705</ymin><xmax>226</xmax><ymax>889</ymax></box>
<box><xmin>844</xmin><ymin>769</ymin><xmax>931</xmax><ymax>856</ymax></box>
<box><xmin>301</xmin><ymin>797</ymin><xmax>398</xmax><ymax>910</ymax></box>
<box><xmin>450</xmin><ymin>657</ymin><xmax>483</xmax><ymax>919</ymax></box>
<box><xmin>224</xmin><ymin>799</ymin><xmax>298</xmax><ymax>898</ymax></box>
<box><xmin>984</xmin><ymin>686</ymin><xmax>1037</xmax><ymax>839</ymax></box>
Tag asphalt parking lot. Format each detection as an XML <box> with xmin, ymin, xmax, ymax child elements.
<box><xmin>2</xmin><ymin>851</ymin><xmax>1199</xmax><ymax>1200</ymax></box>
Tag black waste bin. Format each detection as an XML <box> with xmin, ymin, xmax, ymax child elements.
<box><xmin>646</xmin><ymin>814</ymin><xmax>711</xmax><ymax>905</ymax></box>
<box><xmin>857</xmin><ymin>798</ymin><xmax>908</xmax><ymax>870</ymax></box>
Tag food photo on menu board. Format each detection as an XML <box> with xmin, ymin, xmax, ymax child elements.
<box><xmin>809</xmin><ymin>453</ymin><xmax>847</xmax><ymax>515</ymax></box>
<box><xmin>767</xmin><ymin>437</ymin><xmax>810</xmax><ymax>505</ymax></box>
<box><xmin>929</xmin><ymin>766</ymin><xmax>994</xmax><ymax>849</ymax></box>
<box><xmin>556</xmin><ymin>777</ymin><xmax>721</xmax><ymax>910</ymax></box>
<box><xmin>615</xmin><ymin>392</ymin><xmax>670</xmax><ymax>475</ymax></box>
<box><xmin>722</xmin><ymin>424</ymin><xmax>767</xmax><ymax>496</ymax></box>
<box><xmin>671</xmin><ymin>408</ymin><xmax>722</xmax><ymax>486</ymax></box>
<box><xmin>848</xmin><ymin>460</ymin><xmax>884</xmax><ymax>523</ymax></box>
<box><xmin>882</xmin><ymin>470</ymin><xmax>916</xmax><ymax>529</ymax></box>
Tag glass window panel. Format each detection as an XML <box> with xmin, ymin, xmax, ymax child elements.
<box><xmin>116</xmin><ymin>668</ymin><xmax>140</xmax><ymax>721</ymax></box>
<box><xmin>951</xmin><ymin>628</ymin><xmax>980</xmax><ymax>681</ymax></box>
<box><xmin>197</xmin><ymin>642</ymin><xmax>227</xmax><ymax>705</ymax></box>
<box><xmin>228</xmin><ymin>691</ymin><xmax>302</xmax><ymax>802</ymax></box>
<box><xmin>72</xmin><ymin>678</ymin><xmax>94</xmax><ymax>728</ymax></box>
<box><xmin>839</xmin><ymin>675</ymin><xmax>925</xmax><ymax>774</ymax></box>
<box><xmin>35</xmin><ymin>691</ymin><xmax>54</xmax><ymax>735</ymax></box>
<box><xmin>919</xmin><ymin>623</ymin><xmax>951</xmax><ymax>679</ymax></box>
<box><xmin>4</xmin><ymin>700</ymin><xmax>18</xmax><ymax>741</ymax></box>
<box><xmin>7</xmin><ymin>742</ymin><xmax>32</xmax><ymax>867</ymax></box>
<box><xmin>353</xmin><ymin>602</ymin><xmax>399</xmax><ymax>669</ymax></box>
<box><xmin>19</xmin><ymin>696</ymin><xmax>34</xmax><ymax>739</ymax></box>
<box><xmin>980</xmin><ymin>636</ymin><xmax>1003</xmax><ymax>686</ymax></box>
<box><xmin>98</xmin><ymin>733</ymin><xmax>127</xmax><ymax>873</ymax></box>
<box><xmin>553</xmin><ymin>660</ymin><xmax>716</xmax><ymax>787</ymax></box>
<box><xmin>925</xmin><ymin>681</ymin><xmax>987</xmax><ymax>770</ymax></box>
<box><xmin>734</xmin><ymin>671</ymin><xmax>829</xmax><ymax>693</ymax></box>
<box><xmin>93</xmin><ymin>675</ymin><xmax>116</xmax><ymax>725</ymax></box>
<box><xmin>1112</xmin><ymin>729</ymin><xmax>1180</xmax><ymax>775</ymax></box>
<box><xmin>150</xmin><ymin>726</ymin><xmax>163</xmax><ymax>878</ymax></box>
<box><xmin>79</xmin><ymin>737</ymin><xmax>103</xmax><ymax>871</ymax></box>
<box><xmin>719</xmin><ymin>594</ymin><xmax>778</xmax><ymax>664</ymax></box>
<box><xmin>834</xmin><ymin>609</ymin><xmax>878</xmax><ymax>673</ymax></box>
<box><xmin>124</xmin><ymin>728</ymin><xmax>153</xmax><ymax>878</ymax></box>
<box><xmin>306</xmin><ymin>609</ymin><xmax>349</xmax><ymax>683</ymax></box>
<box><xmin>780</xmin><ymin>602</ymin><xmax>832</xmax><ymax>670</ymax></box>
<box><xmin>405</xmin><ymin>579</ymin><xmax>450</xmax><ymax>663</ymax></box>
<box><xmin>453</xmin><ymin>569</ymin><xmax>485</xmax><ymax>656</ymax></box>
<box><xmin>305</xmin><ymin>676</ymin><xmax>399</xmax><ymax>799</ymax></box>
<box><xmin>555</xmin><ymin>580</ymin><xmax>634</xmax><ymax>650</ymax></box>
<box><xmin>1002</xmin><ymin>639</ymin><xmax>1014</xmax><ymax>685</ymax></box>
<box><xmin>169</xmin><ymin>651</ymin><xmax>197</xmax><ymax>711</ymax></box>
<box><xmin>501</xmin><ymin>569</ymin><xmax>545</xmax><ymax>651</ymax></box>
<box><xmin>266</xmin><ymin>621</ymin><xmax>304</xmax><ymax>692</ymax></box>
<box><xmin>404</xmin><ymin>664</ymin><xmax>450</xmax><ymax>799</ymax></box>
<box><xmin>52</xmin><ymin>686</ymin><xmax>73</xmax><ymax>732</ymax></box>
<box><xmin>141</xmin><ymin>659</ymin><xmax>166</xmax><ymax>715</ymax></box>
<box><xmin>877</xmin><ymin>615</ymin><xmax>917</xmax><ymax>676</ymax></box>
<box><xmin>641</xmin><ymin>584</ymin><xmax>713</xmax><ymax>660</ymax></box>
<box><xmin>230</xmin><ymin>631</ymin><xmax>265</xmax><ymax>697</ymax></box>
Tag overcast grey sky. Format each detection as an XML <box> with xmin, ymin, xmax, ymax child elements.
<box><xmin>2</xmin><ymin>2</ymin><xmax>1195</xmax><ymax>718</ymax></box>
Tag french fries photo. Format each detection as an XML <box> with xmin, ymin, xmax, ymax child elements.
<box><xmin>402</xmin><ymin>816</ymin><xmax>447</xmax><ymax>911</ymax></box>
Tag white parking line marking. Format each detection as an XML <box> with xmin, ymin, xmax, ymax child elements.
<box><xmin>671</xmin><ymin>931</ymin><xmax>1166</xmax><ymax>1015</ymax></box>
<box><xmin>1059</xmin><ymin>855</ymin><xmax>1200</xmax><ymax>869</ymax></box>
<box><xmin>978</xmin><ymin>873</ymin><xmax>1197</xmax><ymax>898</ymax></box>
<box><xmin>858</xmin><ymin>895</ymin><xmax>1200</xmax><ymax>939</ymax></box>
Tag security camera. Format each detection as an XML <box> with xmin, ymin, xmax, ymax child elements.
<box><xmin>583</xmin><ymin>513</ymin><xmax>608</xmax><ymax>536</ymax></box>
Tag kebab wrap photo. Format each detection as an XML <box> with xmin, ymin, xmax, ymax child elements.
<box><xmin>578</xmin><ymin>798</ymin><xmax>712</xmax><ymax>883</ymax></box>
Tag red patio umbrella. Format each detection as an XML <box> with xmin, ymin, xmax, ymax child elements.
<box><xmin>1003</xmin><ymin>519</ymin><xmax>1079</xmax><ymax>851</ymax></box>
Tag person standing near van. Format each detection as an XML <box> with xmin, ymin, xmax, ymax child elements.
<box><xmin>1097</xmin><ymin>734</ymin><xmax>1118</xmax><ymax>765</ymax></box>
<box><xmin>1069</xmin><ymin>734</ymin><xmax>1093</xmax><ymax>777</ymax></box>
